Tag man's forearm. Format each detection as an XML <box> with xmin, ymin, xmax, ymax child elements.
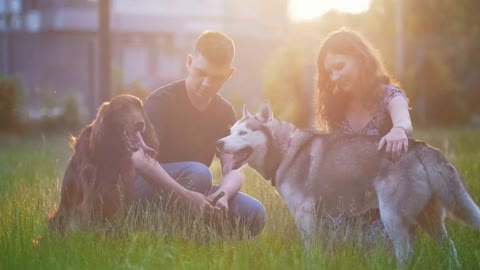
<box><xmin>216</xmin><ymin>169</ymin><xmax>242</xmax><ymax>200</ymax></box>
<box><xmin>136</xmin><ymin>158</ymin><xmax>190</xmax><ymax>201</ymax></box>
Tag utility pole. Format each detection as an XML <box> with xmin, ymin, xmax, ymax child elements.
<box><xmin>2</xmin><ymin>0</ymin><xmax>10</xmax><ymax>75</ymax></box>
<box><xmin>395</xmin><ymin>0</ymin><xmax>404</xmax><ymax>80</ymax></box>
<box><xmin>98</xmin><ymin>0</ymin><xmax>111</xmax><ymax>105</ymax></box>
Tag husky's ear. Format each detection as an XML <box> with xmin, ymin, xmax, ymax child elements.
<box><xmin>256</xmin><ymin>101</ymin><xmax>273</xmax><ymax>124</ymax></box>
<box><xmin>242</xmin><ymin>104</ymin><xmax>253</xmax><ymax>118</ymax></box>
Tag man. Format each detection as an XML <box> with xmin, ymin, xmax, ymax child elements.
<box><xmin>133</xmin><ymin>30</ymin><xmax>267</xmax><ymax>238</ymax></box>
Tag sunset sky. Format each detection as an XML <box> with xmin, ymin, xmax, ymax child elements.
<box><xmin>289</xmin><ymin>0</ymin><xmax>371</xmax><ymax>21</ymax></box>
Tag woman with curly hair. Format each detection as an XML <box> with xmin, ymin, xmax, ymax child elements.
<box><xmin>315</xmin><ymin>27</ymin><xmax>413</xmax><ymax>242</ymax></box>
<box><xmin>316</xmin><ymin>27</ymin><xmax>412</xmax><ymax>161</ymax></box>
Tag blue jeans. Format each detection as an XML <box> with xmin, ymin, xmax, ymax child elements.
<box><xmin>134</xmin><ymin>161</ymin><xmax>267</xmax><ymax>238</ymax></box>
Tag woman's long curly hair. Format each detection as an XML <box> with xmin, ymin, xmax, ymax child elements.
<box><xmin>315</xmin><ymin>28</ymin><xmax>395</xmax><ymax>131</ymax></box>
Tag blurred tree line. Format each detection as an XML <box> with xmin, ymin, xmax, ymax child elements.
<box><xmin>0</xmin><ymin>76</ymin><xmax>25</xmax><ymax>133</ymax></box>
<box><xmin>0</xmin><ymin>74</ymin><xmax>83</xmax><ymax>135</ymax></box>
<box><xmin>263</xmin><ymin>0</ymin><xmax>480</xmax><ymax>128</ymax></box>
<box><xmin>0</xmin><ymin>67</ymin><xmax>149</xmax><ymax>136</ymax></box>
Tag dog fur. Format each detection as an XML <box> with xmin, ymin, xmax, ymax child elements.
<box><xmin>217</xmin><ymin>101</ymin><xmax>480</xmax><ymax>266</ymax></box>
<box><xmin>49</xmin><ymin>94</ymin><xmax>158</xmax><ymax>232</ymax></box>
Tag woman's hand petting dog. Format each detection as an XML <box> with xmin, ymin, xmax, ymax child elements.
<box><xmin>377</xmin><ymin>126</ymin><xmax>409</xmax><ymax>161</ymax></box>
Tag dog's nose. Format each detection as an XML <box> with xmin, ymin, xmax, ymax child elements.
<box><xmin>216</xmin><ymin>140</ymin><xmax>225</xmax><ymax>151</ymax></box>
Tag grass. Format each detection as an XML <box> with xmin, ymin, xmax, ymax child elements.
<box><xmin>1</xmin><ymin>128</ymin><xmax>480</xmax><ymax>270</ymax></box>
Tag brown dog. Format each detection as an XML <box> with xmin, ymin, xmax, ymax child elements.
<box><xmin>49</xmin><ymin>94</ymin><xmax>158</xmax><ymax>232</ymax></box>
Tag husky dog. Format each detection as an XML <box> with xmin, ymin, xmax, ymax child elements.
<box><xmin>216</xmin><ymin>101</ymin><xmax>480</xmax><ymax>266</ymax></box>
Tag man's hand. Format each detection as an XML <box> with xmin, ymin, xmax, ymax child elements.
<box><xmin>208</xmin><ymin>190</ymin><xmax>229</xmax><ymax>217</ymax></box>
<box><xmin>377</xmin><ymin>126</ymin><xmax>408</xmax><ymax>161</ymax></box>
<box><xmin>183</xmin><ymin>190</ymin><xmax>214</xmax><ymax>214</ymax></box>
<box><xmin>211</xmin><ymin>191</ymin><xmax>225</xmax><ymax>205</ymax></box>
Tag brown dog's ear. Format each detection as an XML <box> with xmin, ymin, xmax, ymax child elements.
<box><xmin>142</xmin><ymin>110</ymin><xmax>159</xmax><ymax>158</ymax></box>
<box><xmin>89</xmin><ymin>101</ymin><xmax>111</xmax><ymax>154</ymax></box>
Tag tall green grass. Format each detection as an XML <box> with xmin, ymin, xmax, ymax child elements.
<box><xmin>1</xmin><ymin>128</ymin><xmax>479</xmax><ymax>270</ymax></box>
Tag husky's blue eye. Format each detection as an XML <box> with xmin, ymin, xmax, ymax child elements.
<box><xmin>239</xmin><ymin>131</ymin><xmax>247</xmax><ymax>136</ymax></box>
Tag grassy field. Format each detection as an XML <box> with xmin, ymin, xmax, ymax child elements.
<box><xmin>1</xmin><ymin>128</ymin><xmax>479</xmax><ymax>270</ymax></box>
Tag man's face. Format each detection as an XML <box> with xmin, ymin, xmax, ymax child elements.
<box><xmin>185</xmin><ymin>53</ymin><xmax>235</xmax><ymax>104</ymax></box>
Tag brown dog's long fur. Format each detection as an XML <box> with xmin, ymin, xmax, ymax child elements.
<box><xmin>49</xmin><ymin>94</ymin><xmax>158</xmax><ymax>232</ymax></box>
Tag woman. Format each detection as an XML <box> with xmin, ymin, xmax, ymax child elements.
<box><xmin>315</xmin><ymin>27</ymin><xmax>413</xmax><ymax>242</ymax></box>
<box><xmin>316</xmin><ymin>27</ymin><xmax>412</xmax><ymax>161</ymax></box>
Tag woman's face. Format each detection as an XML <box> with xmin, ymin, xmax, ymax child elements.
<box><xmin>323</xmin><ymin>53</ymin><xmax>361</xmax><ymax>93</ymax></box>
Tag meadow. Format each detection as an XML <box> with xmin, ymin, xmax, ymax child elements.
<box><xmin>1</xmin><ymin>127</ymin><xmax>479</xmax><ymax>270</ymax></box>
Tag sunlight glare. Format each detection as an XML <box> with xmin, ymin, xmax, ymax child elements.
<box><xmin>289</xmin><ymin>0</ymin><xmax>371</xmax><ymax>21</ymax></box>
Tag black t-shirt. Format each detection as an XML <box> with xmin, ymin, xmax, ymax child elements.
<box><xmin>144</xmin><ymin>80</ymin><xmax>236</xmax><ymax>167</ymax></box>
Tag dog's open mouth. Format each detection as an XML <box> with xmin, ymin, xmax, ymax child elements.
<box><xmin>125</xmin><ymin>127</ymin><xmax>156</xmax><ymax>158</ymax></box>
<box><xmin>221</xmin><ymin>147</ymin><xmax>253</xmax><ymax>174</ymax></box>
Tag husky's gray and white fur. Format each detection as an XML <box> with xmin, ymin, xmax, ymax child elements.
<box><xmin>217</xmin><ymin>101</ymin><xmax>480</xmax><ymax>267</ymax></box>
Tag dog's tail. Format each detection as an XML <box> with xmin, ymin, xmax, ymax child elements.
<box><xmin>416</xmin><ymin>142</ymin><xmax>480</xmax><ymax>229</ymax></box>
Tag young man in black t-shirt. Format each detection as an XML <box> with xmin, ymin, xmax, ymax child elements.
<box><xmin>132</xmin><ymin>31</ymin><xmax>267</xmax><ymax>238</ymax></box>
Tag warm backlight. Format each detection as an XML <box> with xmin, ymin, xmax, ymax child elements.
<box><xmin>289</xmin><ymin>0</ymin><xmax>371</xmax><ymax>21</ymax></box>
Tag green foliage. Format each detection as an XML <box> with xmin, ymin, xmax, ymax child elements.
<box><xmin>40</xmin><ymin>88</ymin><xmax>58</xmax><ymax>111</ymax></box>
<box><xmin>61</xmin><ymin>93</ymin><xmax>83</xmax><ymax>131</ymax></box>
<box><xmin>112</xmin><ymin>67</ymin><xmax>151</xmax><ymax>101</ymax></box>
<box><xmin>368</xmin><ymin>0</ymin><xmax>480</xmax><ymax>126</ymax></box>
<box><xmin>19</xmin><ymin>89</ymin><xmax>85</xmax><ymax>134</ymax></box>
<box><xmin>32</xmin><ymin>95</ymin><xmax>83</xmax><ymax>133</ymax></box>
<box><xmin>0</xmin><ymin>75</ymin><xmax>26</xmax><ymax>133</ymax></box>
<box><xmin>225</xmin><ymin>89</ymin><xmax>248</xmax><ymax>119</ymax></box>
<box><xmin>262</xmin><ymin>41</ymin><xmax>313</xmax><ymax>128</ymax></box>
<box><xmin>405</xmin><ymin>51</ymin><xmax>469</xmax><ymax>126</ymax></box>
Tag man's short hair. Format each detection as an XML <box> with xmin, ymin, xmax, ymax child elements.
<box><xmin>194</xmin><ymin>30</ymin><xmax>235</xmax><ymax>67</ymax></box>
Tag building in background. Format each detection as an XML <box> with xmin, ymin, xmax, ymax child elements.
<box><xmin>0</xmin><ymin>0</ymin><xmax>289</xmax><ymax>119</ymax></box>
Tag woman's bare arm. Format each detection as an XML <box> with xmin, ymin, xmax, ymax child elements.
<box><xmin>378</xmin><ymin>96</ymin><xmax>413</xmax><ymax>160</ymax></box>
<box><xmin>388</xmin><ymin>96</ymin><xmax>413</xmax><ymax>135</ymax></box>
